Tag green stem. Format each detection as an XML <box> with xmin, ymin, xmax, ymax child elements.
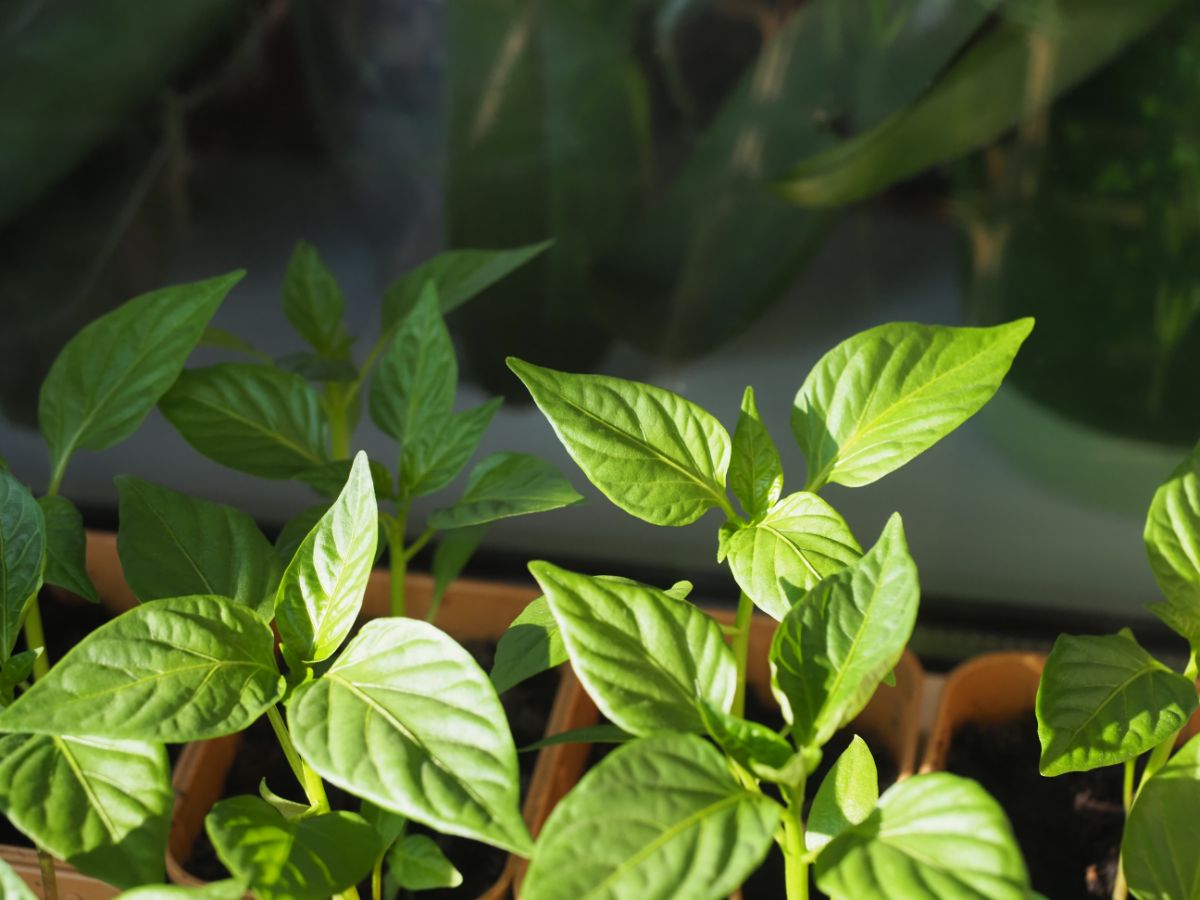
<box><xmin>386</xmin><ymin>508</ymin><xmax>408</xmax><ymax>618</ymax></box>
<box><xmin>1122</xmin><ymin>759</ymin><xmax>1134</xmax><ymax>812</ymax></box>
<box><xmin>266</xmin><ymin>706</ymin><xmax>309</xmax><ymax>794</ymax></box>
<box><xmin>1135</xmin><ymin>735</ymin><xmax>1177</xmax><ymax>800</ymax></box>
<box><xmin>783</xmin><ymin>785</ymin><xmax>809</xmax><ymax>900</ymax></box>
<box><xmin>22</xmin><ymin>597</ymin><xmax>50</xmax><ymax>681</ymax></box>
<box><xmin>38</xmin><ymin>847</ymin><xmax>58</xmax><ymax>900</ymax></box>
<box><xmin>46</xmin><ymin>463</ymin><xmax>64</xmax><ymax>498</ymax></box>
<box><xmin>731</xmin><ymin>592</ymin><xmax>754</xmax><ymax>718</ymax></box>
<box><xmin>402</xmin><ymin>527</ymin><xmax>436</xmax><ymax>563</ymax></box>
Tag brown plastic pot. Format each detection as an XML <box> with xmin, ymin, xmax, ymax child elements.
<box><xmin>0</xmin><ymin>848</ymin><xmax>119</xmax><ymax>899</ymax></box>
<box><xmin>510</xmin><ymin>609</ymin><xmax>927</xmax><ymax>898</ymax></box>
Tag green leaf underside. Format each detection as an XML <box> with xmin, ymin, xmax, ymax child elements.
<box><xmin>207</xmin><ymin>796</ymin><xmax>379</xmax><ymax>900</ymax></box>
<box><xmin>815</xmin><ymin>773</ymin><xmax>1029</xmax><ymax>900</ymax></box>
<box><xmin>160</xmin><ymin>364</ymin><xmax>328</xmax><ymax>479</ymax></box>
<box><xmin>727</xmin><ymin>491</ymin><xmax>862</xmax><ymax>620</ymax></box>
<box><xmin>530</xmin><ymin>562</ymin><xmax>735</xmax><ymax>735</ymax></box>
<box><xmin>258</xmin><ymin>778</ymin><xmax>309</xmax><ymax>820</ymax></box>
<box><xmin>807</xmin><ymin>735</ymin><xmax>878</xmax><ymax>853</ymax></box>
<box><xmin>508</xmin><ymin>359</ymin><xmax>731</xmax><ymax>527</ymax></box>
<box><xmin>38</xmin><ymin>495</ymin><xmax>98</xmax><ymax>602</ymax></box>
<box><xmin>792</xmin><ymin>320</ymin><xmax>1033</xmax><ymax>489</ymax></box>
<box><xmin>400</xmin><ymin>397</ymin><xmax>502</xmax><ymax>497</ymax></box>
<box><xmin>0</xmin><ymin>472</ymin><xmax>45</xmax><ymax>663</ymax></box>
<box><xmin>770</xmin><ymin>514</ymin><xmax>918</xmax><ymax>748</ymax></box>
<box><xmin>0</xmin><ymin>858</ymin><xmax>35</xmax><ymax>899</ymax></box>
<box><xmin>0</xmin><ymin>595</ymin><xmax>284</xmax><ymax>742</ymax></box>
<box><xmin>282</xmin><ymin>241</ymin><xmax>348</xmax><ymax>357</ymax></box>
<box><xmin>39</xmin><ymin>272</ymin><xmax>240</xmax><ymax>481</ymax></box>
<box><xmin>1144</xmin><ymin>443</ymin><xmax>1200</xmax><ymax>647</ymax></box>
<box><xmin>729</xmin><ymin>385</ymin><xmax>783</xmax><ymax>518</ymax></box>
<box><xmin>429</xmin><ymin>452</ymin><xmax>584</xmax><ymax>530</ymax></box>
<box><xmin>522</xmin><ymin>723</ymin><xmax>634</xmax><ymax>753</ymax></box>
<box><xmin>275</xmin><ymin>452</ymin><xmax>378</xmax><ymax>665</ymax></box>
<box><xmin>1122</xmin><ymin>734</ymin><xmax>1200</xmax><ymax>900</ymax></box>
<box><xmin>388</xmin><ymin>834</ymin><xmax>464</xmax><ymax>891</ymax></box>
<box><xmin>116</xmin><ymin>477</ymin><xmax>279</xmax><ymax>620</ymax></box>
<box><xmin>1036</xmin><ymin>632</ymin><xmax>1198</xmax><ymax>776</ymax></box>
<box><xmin>287</xmin><ymin>618</ymin><xmax>530</xmax><ymax>854</ymax></box>
<box><xmin>522</xmin><ymin>734</ymin><xmax>781</xmax><ymax>900</ymax></box>
<box><xmin>0</xmin><ymin>732</ymin><xmax>171</xmax><ymax>887</ymax></box>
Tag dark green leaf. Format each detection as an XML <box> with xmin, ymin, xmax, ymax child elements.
<box><xmin>509</xmin><ymin>359</ymin><xmax>731</xmax><ymax>526</ymax></box>
<box><xmin>428</xmin><ymin>452</ymin><xmax>583</xmax><ymax>530</ymax></box>
<box><xmin>491</xmin><ymin>596</ymin><xmax>562</xmax><ymax>694</ymax></box>
<box><xmin>0</xmin><ymin>650</ymin><xmax>39</xmax><ymax>705</ymax></box>
<box><xmin>1122</xmin><ymin>734</ymin><xmax>1200</xmax><ymax>900</ymax></box>
<box><xmin>0</xmin><ymin>595</ymin><xmax>284</xmax><ymax>742</ymax></box>
<box><xmin>522</xmin><ymin>734</ymin><xmax>781</xmax><ymax>900</ymax></box>
<box><xmin>807</xmin><ymin>735</ymin><xmax>878</xmax><ymax>853</ymax></box>
<box><xmin>39</xmin><ymin>272</ymin><xmax>240</xmax><ymax>485</ymax></box>
<box><xmin>160</xmin><ymin>364</ymin><xmax>328</xmax><ymax>478</ymax></box>
<box><xmin>730</xmin><ymin>386</ymin><xmax>783</xmax><ymax>518</ymax></box>
<box><xmin>1144</xmin><ymin>442</ymin><xmax>1200</xmax><ymax>648</ymax></box>
<box><xmin>38</xmin><ymin>495</ymin><xmax>97</xmax><ymax>602</ymax></box>
<box><xmin>431</xmin><ymin>525</ymin><xmax>486</xmax><ymax>611</ymax></box>
<box><xmin>116</xmin><ymin>477</ymin><xmax>279</xmax><ymax>620</ymax></box>
<box><xmin>400</xmin><ymin>397</ymin><xmax>502</xmax><ymax>497</ymax></box>
<box><xmin>521</xmin><ymin>723</ymin><xmax>633</xmax><ymax>753</ymax></box>
<box><xmin>793</xmin><ymin>320</ymin><xmax>1033</xmax><ymax>490</ymax></box>
<box><xmin>275</xmin><ymin>353</ymin><xmax>358</xmax><ymax>383</ymax></box>
<box><xmin>274</xmin><ymin>504</ymin><xmax>329</xmax><ymax>565</ymax></box>
<box><xmin>199</xmin><ymin>327</ymin><xmax>272</xmax><ymax>363</ymax></box>
<box><xmin>1036</xmin><ymin>632</ymin><xmax>1197</xmax><ymax>776</ymax></box>
<box><xmin>360</xmin><ymin>800</ymin><xmax>406</xmax><ymax>849</ymax></box>
<box><xmin>282</xmin><ymin>241</ymin><xmax>350</xmax><ymax>357</ymax></box>
<box><xmin>0</xmin><ymin>472</ymin><xmax>44</xmax><ymax>664</ymax></box>
<box><xmin>388</xmin><ymin>834</ymin><xmax>463</xmax><ymax>891</ymax></box>
<box><xmin>293</xmin><ymin>457</ymin><xmax>394</xmax><ymax>500</ymax></box>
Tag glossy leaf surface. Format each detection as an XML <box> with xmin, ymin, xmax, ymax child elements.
<box><xmin>428</xmin><ymin>452</ymin><xmax>583</xmax><ymax>530</ymax></box>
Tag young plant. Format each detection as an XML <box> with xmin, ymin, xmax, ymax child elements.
<box><xmin>497</xmin><ymin>320</ymin><xmax>1035</xmax><ymax>899</ymax></box>
<box><xmin>0</xmin><ymin>272</ymin><xmax>241</xmax><ymax>894</ymax></box>
<box><xmin>1036</xmin><ymin>442</ymin><xmax>1200</xmax><ymax>900</ymax></box>
<box><xmin>158</xmin><ymin>241</ymin><xmax>583</xmax><ymax>620</ymax></box>
<box><xmin>0</xmin><ymin>453</ymin><xmax>533</xmax><ymax>899</ymax></box>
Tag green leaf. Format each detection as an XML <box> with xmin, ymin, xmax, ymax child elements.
<box><xmin>287</xmin><ymin>618</ymin><xmax>531</xmax><ymax>854</ymax></box>
<box><xmin>274</xmin><ymin>505</ymin><xmax>329</xmax><ymax>564</ymax></box>
<box><xmin>116</xmin><ymin>477</ymin><xmax>279</xmax><ymax>620</ymax></box>
<box><xmin>0</xmin><ymin>595</ymin><xmax>284</xmax><ymax>742</ymax></box>
<box><xmin>399</xmin><ymin>397</ymin><xmax>502</xmax><ymax>497</ymax></box>
<box><xmin>529</xmin><ymin>562</ymin><xmax>735</xmax><ymax>735</ymax></box>
<box><xmin>117</xmin><ymin>882</ymin><xmax>247</xmax><ymax>899</ymax></box>
<box><xmin>807</xmin><ymin>735</ymin><xmax>878</xmax><ymax>853</ymax></box>
<box><xmin>369</xmin><ymin>283</ymin><xmax>456</xmax><ymax>449</ymax></box>
<box><xmin>381</xmin><ymin>241</ymin><xmax>553</xmax><ymax>331</ymax></box>
<box><xmin>431</xmin><ymin>525</ymin><xmax>486</xmax><ymax>611</ymax></box>
<box><xmin>275</xmin><ymin>452</ymin><xmax>378</xmax><ymax>665</ymax></box>
<box><xmin>522</xmin><ymin>734</ymin><xmax>781</xmax><ymax>900</ymax></box>
<box><xmin>388</xmin><ymin>834</ymin><xmax>464</xmax><ymax>891</ymax></box>
<box><xmin>726</xmin><ymin>491</ymin><xmax>862</xmax><ymax>620</ymax></box>
<box><xmin>282</xmin><ymin>241</ymin><xmax>350</xmax><ymax>357</ymax></box>
<box><xmin>0</xmin><ymin>733</ymin><xmax>171</xmax><ymax>887</ymax></box>
<box><xmin>199</xmin><ymin>326</ymin><xmax>272</xmax><ymax>364</ymax></box>
<box><xmin>1035</xmin><ymin>632</ymin><xmax>1197</xmax><ymax>776</ymax></box>
<box><xmin>0</xmin><ymin>650</ymin><xmax>39</xmax><ymax>705</ymax></box>
<box><xmin>491</xmin><ymin>596</ymin><xmax>563</xmax><ymax>695</ymax></box>
<box><xmin>206</xmin><ymin>795</ymin><xmax>380</xmax><ymax>900</ymax></box>
<box><xmin>815</xmin><ymin>773</ymin><xmax>1028</xmax><ymax>900</ymax></box>
<box><xmin>1144</xmin><ymin>442</ymin><xmax>1200</xmax><ymax>648</ymax></box>
<box><xmin>275</xmin><ymin>353</ymin><xmax>358</xmax><ymax>384</ymax></box>
<box><xmin>38</xmin><ymin>495</ymin><xmax>97</xmax><ymax>603</ymax></box>
<box><xmin>160</xmin><ymin>364</ymin><xmax>329</xmax><ymax>478</ymax></box>
<box><xmin>0</xmin><ymin>857</ymin><xmax>35</xmax><ymax>899</ymax></box>
<box><xmin>0</xmin><ymin>472</ymin><xmax>44</xmax><ymax>663</ymax></box>
<box><xmin>360</xmin><ymin>800</ymin><xmax>406</xmax><ymax>849</ymax></box>
<box><xmin>697</xmin><ymin>699</ymin><xmax>794</xmax><ymax>775</ymax></box>
<box><xmin>770</xmin><ymin>514</ymin><xmax>918</xmax><ymax>747</ymax></box>
<box><xmin>1122</xmin><ymin>734</ymin><xmax>1200</xmax><ymax>900</ymax></box>
<box><xmin>428</xmin><ymin>452</ymin><xmax>583</xmax><ymax>530</ymax></box>
<box><xmin>294</xmin><ymin>457</ymin><xmax>394</xmax><ymax>500</ymax></box>
<box><xmin>521</xmin><ymin>723</ymin><xmax>633</xmax><ymax>753</ymax></box>
<box><xmin>793</xmin><ymin>320</ymin><xmax>1033</xmax><ymax>490</ymax></box>
<box><xmin>508</xmin><ymin>359</ymin><xmax>732</xmax><ymax>526</ymax></box>
<box><xmin>39</xmin><ymin>272</ymin><xmax>240</xmax><ymax>485</ymax></box>
<box><xmin>730</xmin><ymin>386</ymin><xmax>783</xmax><ymax>518</ymax></box>
<box><xmin>258</xmin><ymin>779</ymin><xmax>310</xmax><ymax>820</ymax></box>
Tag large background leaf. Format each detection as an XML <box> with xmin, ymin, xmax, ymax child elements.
<box><xmin>1122</xmin><ymin>734</ymin><xmax>1200</xmax><ymax>900</ymax></box>
<box><xmin>0</xmin><ymin>472</ymin><xmax>44</xmax><ymax>663</ymax></box>
<box><xmin>428</xmin><ymin>453</ymin><xmax>583</xmax><ymax>530</ymax></box>
<box><xmin>288</xmin><ymin>618</ymin><xmax>530</xmax><ymax>854</ymax></box>
<box><xmin>1144</xmin><ymin>443</ymin><xmax>1200</xmax><ymax>648</ymax></box>
<box><xmin>523</xmin><ymin>734</ymin><xmax>780</xmax><ymax>900</ymax></box>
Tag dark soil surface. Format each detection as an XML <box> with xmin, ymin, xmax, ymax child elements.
<box><xmin>945</xmin><ymin>715</ymin><xmax>1124</xmax><ymax>899</ymax></box>
<box><xmin>186</xmin><ymin>640</ymin><xmax>559</xmax><ymax>899</ymax></box>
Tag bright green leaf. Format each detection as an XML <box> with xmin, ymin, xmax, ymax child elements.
<box><xmin>0</xmin><ymin>857</ymin><xmax>35</xmax><ymax>899</ymax></box>
<box><xmin>0</xmin><ymin>595</ymin><xmax>284</xmax><ymax>742</ymax></box>
<box><xmin>508</xmin><ymin>359</ymin><xmax>732</xmax><ymax>526</ymax></box>
<box><xmin>39</xmin><ymin>272</ymin><xmax>240</xmax><ymax>486</ymax></box>
<box><xmin>0</xmin><ymin>733</ymin><xmax>171</xmax><ymax>887</ymax></box>
<box><xmin>288</xmin><ymin>618</ymin><xmax>531</xmax><ymax>854</ymax></box>
<box><xmin>1123</xmin><ymin>734</ymin><xmax>1200</xmax><ymax>900</ymax></box>
<box><xmin>160</xmin><ymin>364</ymin><xmax>328</xmax><ymax>478</ymax></box>
<box><xmin>207</xmin><ymin>795</ymin><xmax>380</xmax><ymax>900</ymax></box>
<box><xmin>807</xmin><ymin>735</ymin><xmax>878</xmax><ymax>853</ymax></box>
<box><xmin>400</xmin><ymin>397</ymin><xmax>502</xmax><ymax>497</ymax></box>
<box><xmin>258</xmin><ymin>779</ymin><xmax>309</xmax><ymax>820</ymax></box>
<box><xmin>815</xmin><ymin>773</ymin><xmax>1028</xmax><ymax>900</ymax></box>
<box><xmin>116</xmin><ymin>477</ymin><xmax>279</xmax><ymax>620</ymax></box>
<box><xmin>428</xmin><ymin>452</ymin><xmax>583</xmax><ymax>530</ymax></box>
<box><xmin>523</xmin><ymin>734</ymin><xmax>781</xmax><ymax>900</ymax></box>
<box><xmin>431</xmin><ymin>525</ymin><xmax>486</xmax><ymax>612</ymax></box>
<box><xmin>275</xmin><ymin>452</ymin><xmax>378</xmax><ymax>665</ymax></box>
<box><xmin>360</xmin><ymin>800</ymin><xmax>406</xmax><ymax>849</ymax></box>
<box><xmin>1144</xmin><ymin>443</ymin><xmax>1200</xmax><ymax>648</ymax></box>
<box><xmin>726</xmin><ymin>491</ymin><xmax>862</xmax><ymax>620</ymax></box>
<box><xmin>0</xmin><ymin>472</ymin><xmax>44</xmax><ymax>663</ymax></box>
<box><xmin>1036</xmin><ymin>632</ymin><xmax>1197</xmax><ymax>776</ymax></box>
<box><xmin>529</xmin><ymin>562</ymin><xmax>735</xmax><ymax>735</ymax></box>
<box><xmin>697</xmin><ymin>699</ymin><xmax>794</xmax><ymax>775</ymax></box>
<box><xmin>281</xmin><ymin>241</ymin><xmax>350</xmax><ymax>357</ymax></box>
<box><xmin>730</xmin><ymin>386</ymin><xmax>783</xmax><ymax>518</ymax></box>
<box><xmin>770</xmin><ymin>514</ymin><xmax>918</xmax><ymax>747</ymax></box>
<box><xmin>38</xmin><ymin>495</ymin><xmax>97</xmax><ymax>603</ymax></box>
<box><xmin>293</xmin><ymin>457</ymin><xmax>394</xmax><ymax>500</ymax></box>
<box><xmin>793</xmin><ymin>320</ymin><xmax>1033</xmax><ymax>490</ymax></box>
<box><xmin>388</xmin><ymin>834</ymin><xmax>463</xmax><ymax>891</ymax></box>
<box><xmin>117</xmin><ymin>881</ymin><xmax>247</xmax><ymax>899</ymax></box>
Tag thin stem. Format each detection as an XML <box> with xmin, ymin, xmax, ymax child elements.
<box><xmin>1112</xmin><ymin>862</ymin><xmax>1128</xmax><ymax>900</ymax></box>
<box><xmin>1122</xmin><ymin>759</ymin><xmax>1134</xmax><ymax>813</ymax></box>
<box><xmin>22</xmin><ymin>597</ymin><xmax>50</xmax><ymax>680</ymax></box>
<box><xmin>1135</xmin><ymin>736</ymin><xmax>1176</xmax><ymax>800</ymax></box>
<box><xmin>266</xmin><ymin>706</ymin><xmax>308</xmax><ymax>794</ymax></box>
<box><xmin>730</xmin><ymin>592</ymin><xmax>754</xmax><ymax>718</ymax></box>
<box><xmin>387</xmin><ymin>507</ymin><xmax>408</xmax><ymax>618</ymax></box>
<box><xmin>46</xmin><ymin>462</ymin><xmax>65</xmax><ymax>498</ymax></box>
<box><xmin>402</xmin><ymin>527</ymin><xmax>435</xmax><ymax>562</ymax></box>
<box><xmin>372</xmin><ymin>855</ymin><xmax>383</xmax><ymax>900</ymax></box>
<box><xmin>783</xmin><ymin>784</ymin><xmax>809</xmax><ymax>900</ymax></box>
<box><xmin>38</xmin><ymin>847</ymin><xmax>58</xmax><ymax>900</ymax></box>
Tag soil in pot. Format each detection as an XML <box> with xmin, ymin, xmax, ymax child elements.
<box><xmin>186</xmin><ymin>640</ymin><xmax>560</xmax><ymax>899</ymax></box>
<box><xmin>945</xmin><ymin>715</ymin><xmax>1123</xmax><ymax>900</ymax></box>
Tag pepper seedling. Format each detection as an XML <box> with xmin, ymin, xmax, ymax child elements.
<box><xmin>159</xmin><ymin>241</ymin><xmax>583</xmax><ymax>621</ymax></box>
<box><xmin>1036</xmin><ymin>441</ymin><xmax>1200</xmax><ymax>900</ymax></box>
<box><xmin>500</xmin><ymin>320</ymin><xmax>1036</xmax><ymax>899</ymax></box>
